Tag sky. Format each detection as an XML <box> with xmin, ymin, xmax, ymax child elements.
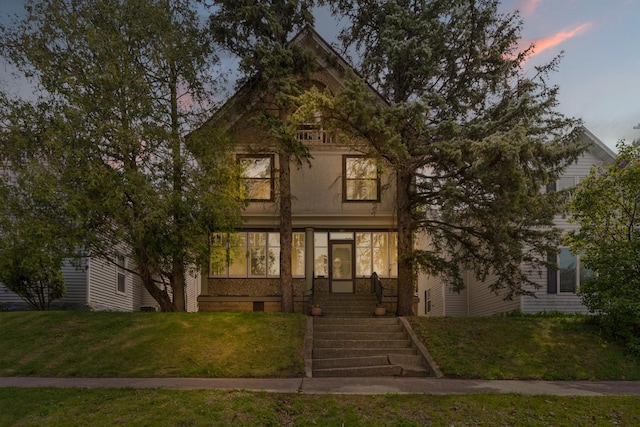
<box><xmin>1</xmin><ymin>0</ymin><xmax>639</xmax><ymax>150</ymax></box>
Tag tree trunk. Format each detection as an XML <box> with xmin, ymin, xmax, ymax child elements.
<box><xmin>396</xmin><ymin>167</ymin><xmax>415</xmax><ymax>316</ymax></box>
<box><xmin>279</xmin><ymin>150</ymin><xmax>294</xmax><ymax>312</ymax></box>
<box><xmin>171</xmin><ymin>256</ymin><xmax>187</xmax><ymax>312</ymax></box>
<box><xmin>137</xmin><ymin>246</ymin><xmax>175</xmax><ymax>311</ymax></box>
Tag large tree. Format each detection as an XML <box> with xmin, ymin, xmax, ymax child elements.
<box><xmin>206</xmin><ymin>0</ymin><xmax>317</xmax><ymax>312</ymax></box>
<box><xmin>566</xmin><ymin>141</ymin><xmax>640</xmax><ymax>353</ymax></box>
<box><xmin>0</xmin><ymin>0</ymin><xmax>243</xmax><ymax>311</ymax></box>
<box><xmin>324</xmin><ymin>0</ymin><xmax>586</xmax><ymax>315</ymax></box>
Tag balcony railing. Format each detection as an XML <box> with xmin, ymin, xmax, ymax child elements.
<box><xmin>295</xmin><ymin>129</ymin><xmax>337</xmax><ymax>144</ymax></box>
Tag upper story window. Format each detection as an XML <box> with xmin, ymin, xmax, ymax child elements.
<box><xmin>238</xmin><ymin>155</ymin><xmax>273</xmax><ymax>201</ymax></box>
<box><xmin>343</xmin><ymin>156</ymin><xmax>380</xmax><ymax>202</ymax></box>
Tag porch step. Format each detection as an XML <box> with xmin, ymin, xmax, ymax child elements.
<box><xmin>311</xmin><ymin>317</ymin><xmax>433</xmax><ymax>378</ymax></box>
<box><xmin>312</xmin><ymin>294</ymin><xmax>380</xmax><ymax>317</ymax></box>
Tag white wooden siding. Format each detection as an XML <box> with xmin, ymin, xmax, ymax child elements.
<box><xmin>417</xmin><ymin>272</ymin><xmax>445</xmax><ymax>317</ymax></box>
<box><xmin>466</xmin><ymin>272</ymin><xmax>520</xmax><ymax>316</ymax></box>
<box><xmin>87</xmin><ymin>256</ymin><xmax>139</xmax><ymax>311</ymax></box>
<box><xmin>0</xmin><ymin>258</ymin><xmax>88</xmax><ymax>309</ymax></box>
<box><xmin>442</xmin><ymin>283</ymin><xmax>467</xmax><ymax>317</ymax></box>
<box><xmin>185</xmin><ymin>269</ymin><xmax>200</xmax><ymax>312</ymax></box>
<box><xmin>59</xmin><ymin>258</ymin><xmax>89</xmax><ymax>307</ymax></box>
<box><xmin>521</xmin><ymin>266</ymin><xmax>588</xmax><ymax>314</ymax></box>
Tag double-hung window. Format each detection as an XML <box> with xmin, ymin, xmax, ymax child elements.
<box><xmin>343</xmin><ymin>156</ymin><xmax>379</xmax><ymax>202</ymax></box>
<box><xmin>548</xmin><ymin>248</ymin><xmax>594</xmax><ymax>294</ymax></box>
<box><xmin>238</xmin><ymin>155</ymin><xmax>274</xmax><ymax>201</ymax></box>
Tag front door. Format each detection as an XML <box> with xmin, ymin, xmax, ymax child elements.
<box><xmin>330</xmin><ymin>240</ymin><xmax>354</xmax><ymax>293</ymax></box>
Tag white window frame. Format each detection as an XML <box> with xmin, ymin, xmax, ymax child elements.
<box><xmin>115</xmin><ymin>253</ymin><xmax>126</xmax><ymax>295</ymax></box>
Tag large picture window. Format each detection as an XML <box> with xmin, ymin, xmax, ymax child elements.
<box><xmin>210</xmin><ymin>231</ymin><xmax>305</xmax><ymax>278</ymax></box>
<box><xmin>238</xmin><ymin>155</ymin><xmax>273</xmax><ymax>201</ymax></box>
<box><xmin>343</xmin><ymin>156</ymin><xmax>379</xmax><ymax>202</ymax></box>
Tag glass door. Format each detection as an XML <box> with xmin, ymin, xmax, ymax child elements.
<box><xmin>330</xmin><ymin>241</ymin><xmax>354</xmax><ymax>293</ymax></box>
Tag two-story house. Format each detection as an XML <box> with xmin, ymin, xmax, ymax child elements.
<box><xmin>197</xmin><ymin>28</ymin><xmax>400</xmax><ymax>313</ymax></box>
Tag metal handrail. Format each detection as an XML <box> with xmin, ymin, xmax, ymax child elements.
<box><xmin>371</xmin><ymin>272</ymin><xmax>385</xmax><ymax>305</ymax></box>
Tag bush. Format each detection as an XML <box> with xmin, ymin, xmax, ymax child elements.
<box><xmin>567</xmin><ymin>141</ymin><xmax>640</xmax><ymax>353</ymax></box>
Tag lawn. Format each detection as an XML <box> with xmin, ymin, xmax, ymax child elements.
<box><xmin>409</xmin><ymin>315</ymin><xmax>640</xmax><ymax>380</ymax></box>
<box><xmin>1</xmin><ymin>388</ymin><xmax>639</xmax><ymax>426</ymax></box>
<box><xmin>0</xmin><ymin>311</ymin><xmax>306</xmax><ymax>378</ymax></box>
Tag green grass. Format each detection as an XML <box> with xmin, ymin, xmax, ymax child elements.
<box><xmin>409</xmin><ymin>315</ymin><xmax>640</xmax><ymax>380</ymax></box>
<box><xmin>0</xmin><ymin>388</ymin><xmax>639</xmax><ymax>426</ymax></box>
<box><xmin>0</xmin><ymin>311</ymin><xmax>306</xmax><ymax>378</ymax></box>
<box><xmin>2</xmin><ymin>311</ymin><xmax>640</xmax><ymax>381</ymax></box>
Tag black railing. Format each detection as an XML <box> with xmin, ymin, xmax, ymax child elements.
<box><xmin>371</xmin><ymin>272</ymin><xmax>384</xmax><ymax>305</ymax></box>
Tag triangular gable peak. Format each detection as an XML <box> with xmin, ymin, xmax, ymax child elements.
<box><xmin>581</xmin><ymin>126</ymin><xmax>616</xmax><ymax>164</ymax></box>
<box><xmin>206</xmin><ymin>26</ymin><xmax>360</xmax><ymax>132</ymax></box>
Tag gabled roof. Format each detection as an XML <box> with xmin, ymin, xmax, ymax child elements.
<box><xmin>581</xmin><ymin>126</ymin><xmax>616</xmax><ymax>163</ymax></box>
<box><xmin>202</xmin><ymin>26</ymin><xmax>384</xmax><ymax>132</ymax></box>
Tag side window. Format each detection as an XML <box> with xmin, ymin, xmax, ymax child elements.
<box><xmin>238</xmin><ymin>155</ymin><xmax>274</xmax><ymax>201</ymax></box>
<box><xmin>116</xmin><ymin>253</ymin><xmax>126</xmax><ymax>294</ymax></box>
<box><xmin>548</xmin><ymin>248</ymin><xmax>593</xmax><ymax>294</ymax></box>
<box><xmin>343</xmin><ymin>156</ymin><xmax>380</xmax><ymax>202</ymax></box>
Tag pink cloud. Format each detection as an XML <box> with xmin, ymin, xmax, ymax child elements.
<box><xmin>530</xmin><ymin>22</ymin><xmax>593</xmax><ymax>57</ymax></box>
<box><xmin>521</xmin><ymin>0</ymin><xmax>543</xmax><ymax>17</ymax></box>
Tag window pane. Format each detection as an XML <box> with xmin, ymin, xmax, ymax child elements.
<box><xmin>210</xmin><ymin>233</ymin><xmax>227</xmax><ymax>276</ymax></box>
<box><xmin>356</xmin><ymin>233</ymin><xmax>371</xmax><ymax>276</ymax></box>
<box><xmin>373</xmin><ymin>232</ymin><xmax>388</xmax><ymax>277</ymax></box>
<box><xmin>240</xmin><ymin>157</ymin><xmax>271</xmax><ymax>178</ymax></box>
<box><xmin>292</xmin><ymin>233</ymin><xmax>305</xmax><ymax>277</ymax></box>
<box><xmin>245</xmin><ymin>180</ymin><xmax>271</xmax><ymax>200</ymax></box>
<box><xmin>347</xmin><ymin>180</ymin><xmax>377</xmax><ymax>200</ymax></box>
<box><xmin>315</xmin><ymin>247</ymin><xmax>328</xmax><ymax>277</ymax></box>
<box><xmin>345</xmin><ymin>157</ymin><xmax>378</xmax><ymax>201</ymax></box>
<box><xmin>559</xmin><ymin>248</ymin><xmax>576</xmax><ymax>293</ymax></box>
<box><xmin>267</xmin><ymin>233</ymin><xmax>280</xmax><ymax>277</ymax></box>
<box><xmin>240</xmin><ymin>157</ymin><xmax>272</xmax><ymax>200</ymax></box>
<box><xmin>558</xmin><ymin>177</ymin><xmax>575</xmax><ymax>190</ymax></box>
<box><xmin>228</xmin><ymin>233</ymin><xmax>247</xmax><ymax>276</ymax></box>
<box><xmin>390</xmin><ymin>232</ymin><xmax>398</xmax><ymax>277</ymax></box>
<box><xmin>346</xmin><ymin>157</ymin><xmax>376</xmax><ymax>179</ymax></box>
<box><xmin>330</xmin><ymin>232</ymin><xmax>353</xmax><ymax>240</ymax></box>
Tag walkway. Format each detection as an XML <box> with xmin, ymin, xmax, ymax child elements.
<box><xmin>1</xmin><ymin>377</ymin><xmax>639</xmax><ymax>396</ymax></box>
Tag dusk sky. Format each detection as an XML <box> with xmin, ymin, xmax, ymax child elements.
<box><xmin>2</xmin><ymin>0</ymin><xmax>639</xmax><ymax>150</ymax></box>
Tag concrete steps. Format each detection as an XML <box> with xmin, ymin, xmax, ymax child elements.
<box><xmin>312</xmin><ymin>294</ymin><xmax>380</xmax><ymax>318</ymax></box>
<box><xmin>311</xmin><ymin>316</ymin><xmax>432</xmax><ymax>378</ymax></box>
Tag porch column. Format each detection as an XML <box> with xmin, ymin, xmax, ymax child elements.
<box><xmin>305</xmin><ymin>227</ymin><xmax>314</xmax><ymax>292</ymax></box>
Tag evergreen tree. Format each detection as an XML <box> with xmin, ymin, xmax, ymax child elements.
<box><xmin>0</xmin><ymin>0</ymin><xmax>243</xmax><ymax>311</ymax></box>
<box><xmin>206</xmin><ymin>0</ymin><xmax>317</xmax><ymax>312</ymax></box>
<box><xmin>325</xmin><ymin>0</ymin><xmax>586</xmax><ymax>315</ymax></box>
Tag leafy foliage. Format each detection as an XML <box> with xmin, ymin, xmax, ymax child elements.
<box><xmin>205</xmin><ymin>0</ymin><xmax>317</xmax><ymax>311</ymax></box>
<box><xmin>323</xmin><ymin>0</ymin><xmax>586</xmax><ymax>314</ymax></box>
<box><xmin>566</xmin><ymin>141</ymin><xmax>640</xmax><ymax>352</ymax></box>
<box><xmin>0</xmin><ymin>0</ymin><xmax>244</xmax><ymax>311</ymax></box>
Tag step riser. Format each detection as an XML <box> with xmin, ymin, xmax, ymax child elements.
<box><xmin>313</xmin><ymin>348</ymin><xmax>417</xmax><ymax>358</ymax></box>
<box><xmin>314</xmin><ymin>340</ymin><xmax>412</xmax><ymax>349</ymax></box>
<box><xmin>314</xmin><ymin>318</ymin><xmax>399</xmax><ymax>325</ymax></box>
<box><xmin>314</xmin><ymin>332</ymin><xmax>407</xmax><ymax>341</ymax></box>
<box><xmin>314</xmin><ymin>325</ymin><xmax>402</xmax><ymax>333</ymax></box>
<box><xmin>313</xmin><ymin>355</ymin><xmax>390</xmax><ymax>370</ymax></box>
<box><xmin>313</xmin><ymin>365</ymin><xmax>402</xmax><ymax>377</ymax></box>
